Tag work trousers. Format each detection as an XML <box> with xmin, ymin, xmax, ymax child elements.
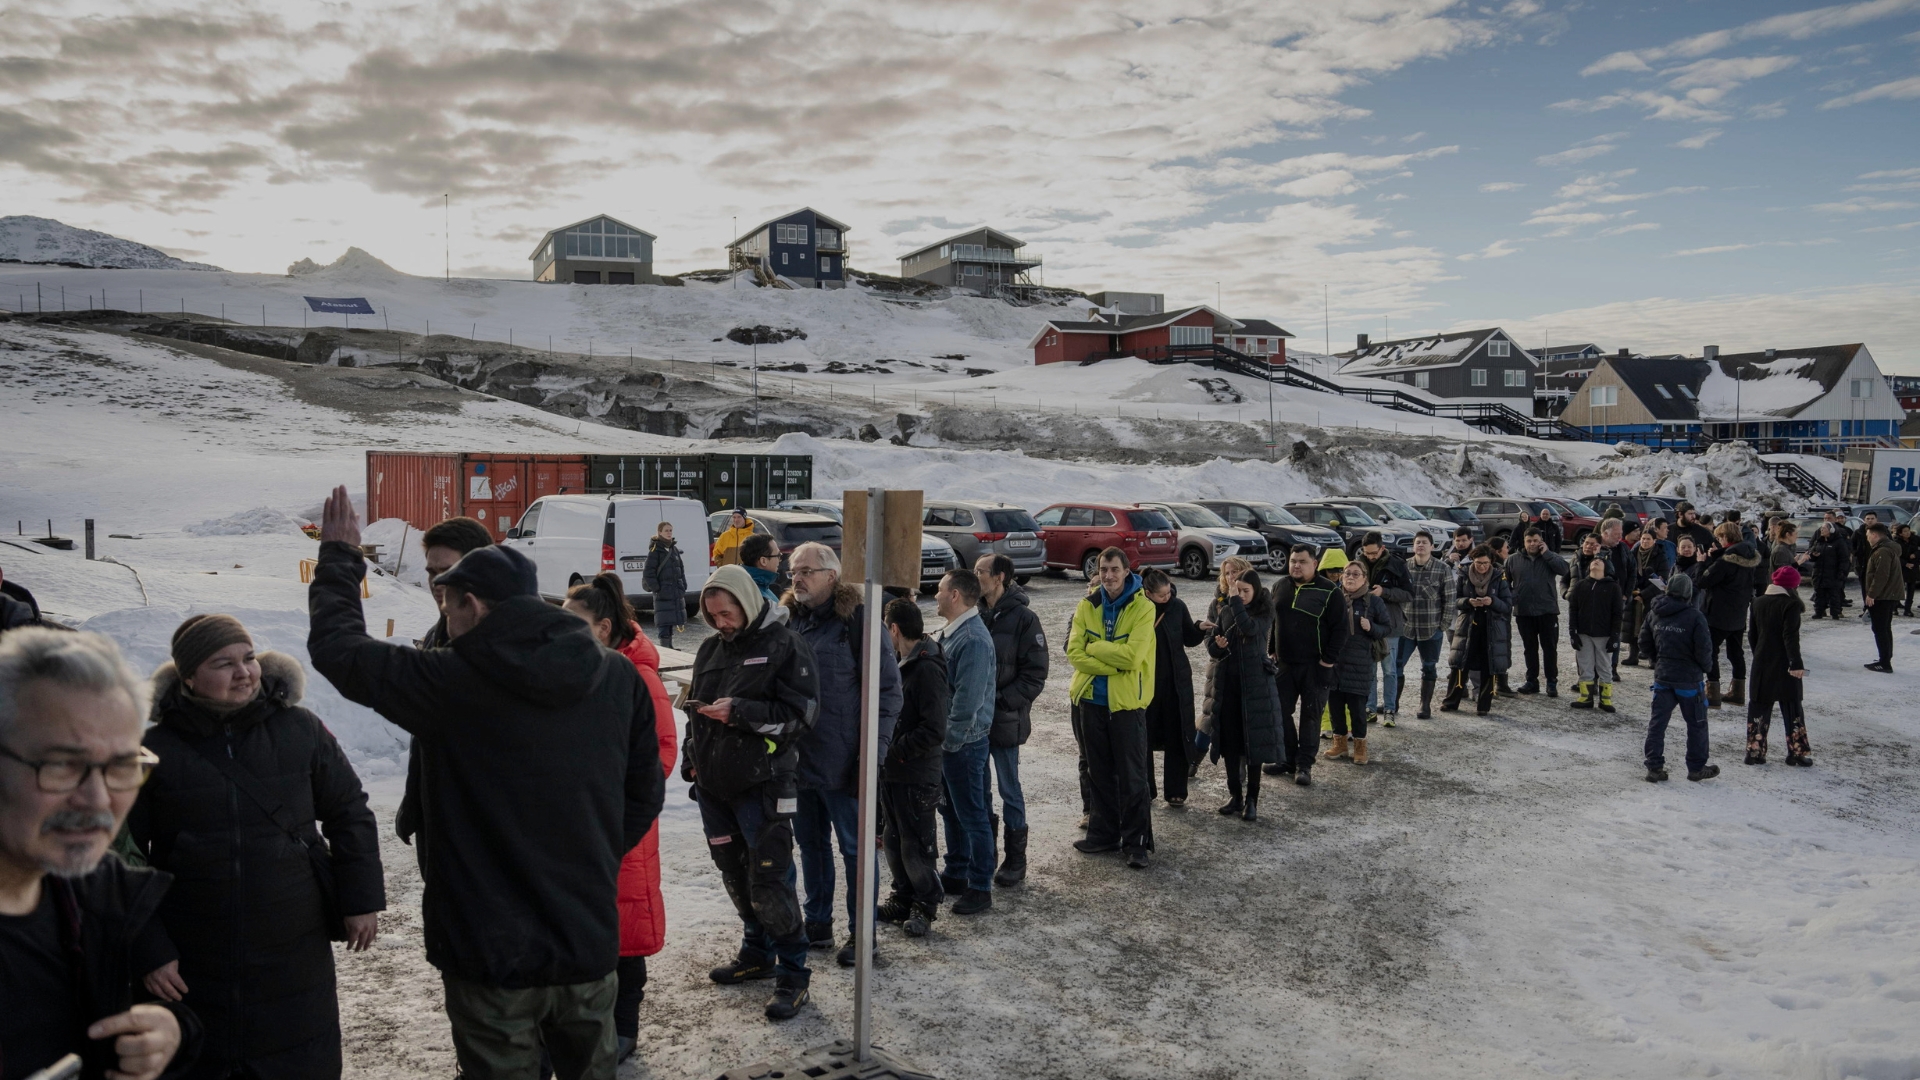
<box><xmin>1708</xmin><ymin>627</ymin><xmax>1746</xmax><ymax>682</ymax></box>
<box><xmin>1515</xmin><ymin>613</ymin><xmax>1559</xmax><ymax>686</ymax></box>
<box><xmin>1079</xmin><ymin>703</ymin><xmax>1153</xmax><ymax>854</ymax></box>
<box><xmin>1645</xmin><ymin>683</ymin><xmax>1710</xmax><ymax>774</ymax></box>
<box><xmin>1274</xmin><ymin>661</ymin><xmax>1329</xmax><ymax>775</ymax></box>
<box><xmin>881</xmin><ymin>781</ymin><xmax>944</xmax><ymax>907</ymax></box>
<box><xmin>697</xmin><ymin>785</ymin><xmax>809</xmax><ymax>982</ymax></box>
<box><xmin>442</xmin><ymin>972</ymin><xmax>617</xmax><ymax>1080</ymax></box>
<box><xmin>1871</xmin><ymin>600</ymin><xmax>1896</xmax><ymax>664</ymax></box>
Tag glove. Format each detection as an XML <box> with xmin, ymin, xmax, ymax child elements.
<box><xmin>1608</xmin><ymin>636</ymin><xmax>1621</xmax><ymax>651</ymax></box>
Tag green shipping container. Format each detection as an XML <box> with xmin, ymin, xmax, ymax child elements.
<box><xmin>586</xmin><ymin>453</ymin><xmax>812</xmax><ymax>513</ymax></box>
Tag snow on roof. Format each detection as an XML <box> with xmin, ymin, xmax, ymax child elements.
<box><xmin>1693</xmin><ymin>355</ymin><xmax>1828</xmax><ymax>420</ymax></box>
<box><xmin>1336</xmin><ymin>329</ymin><xmax>1508</xmax><ymax>375</ymax></box>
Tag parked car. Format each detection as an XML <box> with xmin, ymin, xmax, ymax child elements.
<box><xmin>1536</xmin><ymin>497</ymin><xmax>1602</xmax><ymax>548</ymax></box>
<box><xmin>705</xmin><ymin>508</ymin><xmax>844</xmax><ymax>580</ymax></box>
<box><xmin>1134</xmin><ymin>501</ymin><xmax>1271</xmax><ymax>579</ymax></box>
<box><xmin>1881</xmin><ymin>496</ymin><xmax>1920</xmax><ymax>517</ymax></box>
<box><xmin>1032</xmin><ymin>503</ymin><xmax>1179</xmax><ymax>579</ymax></box>
<box><xmin>1192</xmin><ymin>500</ymin><xmax>1346</xmax><ymax>558</ymax></box>
<box><xmin>1794</xmin><ymin>515</ymin><xmax>1863</xmax><ymax>554</ymax></box>
<box><xmin>505</xmin><ymin>494</ymin><xmax>710</xmax><ymax>609</ymax></box>
<box><xmin>778</xmin><ymin>498</ymin><xmax>962</xmax><ymax>592</ymax></box>
<box><xmin>1333</xmin><ymin>496</ymin><xmax>1458</xmax><ymax>545</ymax></box>
<box><xmin>1283</xmin><ymin>502</ymin><xmax>1416</xmax><ymax>553</ymax></box>
<box><xmin>1579</xmin><ymin>493</ymin><xmax>1672</xmax><ymax>526</ymax></box>
<box><xmin>1413</xmin><ymin>504</ymin><xmax>1484</xmax><ymax>542</ymax></box>
<box><xmin>917</xmin><ymin>500</ymin><xmax>1047</xmax><ymax>582</ymax></box>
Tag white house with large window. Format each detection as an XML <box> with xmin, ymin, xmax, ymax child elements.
<box><xmin>530</xmin><ymin>214</ymin><xmax>657</xmax><ymax>284</ymax></box>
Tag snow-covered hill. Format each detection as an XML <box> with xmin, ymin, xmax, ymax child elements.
<box><xmin>0</xmin><ymin>215</ymin><xmax>223</xmax><ymax>270</ymax></box>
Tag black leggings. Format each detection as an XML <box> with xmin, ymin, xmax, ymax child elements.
<box><xmin>1709</xmin><ymin>627</ymin><xmax>1745</xmax><ymax>682</ymax></box>
<box><xmin>1328</xmin><ymin>690</ymin><xmax>1368</xmax><ymax>739</ymax></box>
<box><xmin>614</xmin><ymin>955</ymin><xmax>647</xmax><ymax>1039</ymax></box>
<box><xmin>1223</xmin><ymin>755</ymin><xmax>1263</xmax><ymax>803</ymax></box>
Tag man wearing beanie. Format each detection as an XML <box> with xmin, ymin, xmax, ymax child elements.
<box><xmin>306</xmin><ymin>487</ymin><xmax>664</xmax><ymax>1079</ymax></box>
<box><xmin>682</xmin><ymin>563</ymin><xmax>821</xmax><ymax>1021</ymax></box>
<box><xmin>1747</xmin><ymin>566</ymin><xmax>1811</xmax><ymax>766</ymax></box>
<box><xmin>1636</xmin><ymin>572</ymin><xmax>1718</xmax><ymax>782</ymax></box>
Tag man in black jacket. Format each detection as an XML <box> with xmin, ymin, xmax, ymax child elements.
<box><xmin>397</xmin><ymin>516</ymin><xmax>493</xmax><ymax>867</ymax></box>
<box><xmin>878</xmin><ymin>599</ymin><xmax>950</xmax><ymax>939</ymax></box>
<box><xmin>1695</xmin><ymin>521</ymin><xmax>1763</xmax><ymax>708</ymax></box>
<box><xmin>308</xmin><ymin>487</ymin><xmax>663</xmax><ymax>1074</ymax></box>
<box><xmin>1637</xmin><ymin>574</ymin><xmax>1718</xmax><ymax>783</ymax></box>
<box><xmin>684</xmin><ymin>564</ymin><xmax>821</xmax><ymax>1021</ymax></box>
<box><xmin>1266</xmin><ymin>545</ymin><xmax>1347</xmax><ymax>786</ymax></box>
<box><xmin>1506</xmin><ymin>528</ymin><xmax>1570</xmax><ymax>697</ymax></box>
<box><xmin>0</xmin><ymin>628</ymin><xmax>200</xmax><ymax>1080</ymax></box>
<box><xmin>975</xmin><ymin>554</ymin><xmax>1047</xmax><ymax>887</ymax></box>
<box><xmin>1354</xmin><ymin>534</ymin><xmax>1412</xmax><ymax>721</ymax></box>
<box><xmin>1854</xmin><ymin>511</ymin><xmax>1881</xmax><ymax>606</ymax></box>
<box><xmin>1674</xmin><ymin>503</ymin><xmax>1715</xmax><ymax>557</ymax></box>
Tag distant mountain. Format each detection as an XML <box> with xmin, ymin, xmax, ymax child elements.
<box><xmin>0</xmin><ymin>216</ymin><xmax>223</xmax><ymax>271</ymax></box>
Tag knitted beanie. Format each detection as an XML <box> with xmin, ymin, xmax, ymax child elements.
<box><xmin>171</xmin><ymin>614</ymin><xmax>253</xmax><ymax>679</ymax></box>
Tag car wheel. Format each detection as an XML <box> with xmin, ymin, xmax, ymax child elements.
<box><xmin>1181</xmin><ymin>547</ymin><xmax>1208</xmax><ymax>580</ymax></box>
<box><xmin>1015</xmin><ymin>575</ymin><xmax>1031</xmax><ymax>586</ymax></box>
<box><xmin>1571</xmin><ymin>529</ymin><xmax>1590</xmax><ymax>548</ymax></box>
<box><xmin>1081</xmin><ymin>551</ymin><xmax>1101</xmax><ymax>581</ymax></box>
<box><xmin>918</xmin><ymin>583</ymin><xmax>938</xmax><ymax>596</ymax></box>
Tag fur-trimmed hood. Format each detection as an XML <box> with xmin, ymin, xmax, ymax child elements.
<box><xmin>781</xmin><ymin>580</ymin><xmax>861</xmax><ymax>621</ymax></box>
<box><xmin>149</xmin><ymin>649</ymin><xmax>307</xmax><ymax>734</ymax></box>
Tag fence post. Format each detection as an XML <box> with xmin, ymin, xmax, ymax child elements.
<box><xmin>85</xmin><ymin>519</ymin><xmax>95</xmax><ymax>560</ymax></box>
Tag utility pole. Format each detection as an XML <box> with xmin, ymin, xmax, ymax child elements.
<box><xmin>1323</xmin><ymin>285</ymin><xmax>1329</xmax><ymax>357</ymax></box>
<box><xmin>445</xmin><ymin>194</ymin><xmax>450</xmax><ymax>283</ymax></box>
<box><xmin>731</xmin><ymin>216</ymin><xmax>737</xmax><ymax>289</ymax></box>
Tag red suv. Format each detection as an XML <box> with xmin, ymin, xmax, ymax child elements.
<box><xmin>1537</xmin><ymin>497</ymin><xmax>1601</xmax><ymax>549</ymax></box>
<box><xmin>1033</xmin><ymin>502</ymin><xmax>1179</xmax><ymax>580</ymax></box>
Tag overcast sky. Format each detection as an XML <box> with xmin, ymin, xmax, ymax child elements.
<box><xmin>5</xmin><ymin>0</ymin><xmax>1919</xmax><ymax>367</ymax></box>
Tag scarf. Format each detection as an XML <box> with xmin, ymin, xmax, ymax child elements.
<box><xmin>1466</xmin><ymin>565</ymin><xmax>1494</xmax><ymax>595</ymax></box>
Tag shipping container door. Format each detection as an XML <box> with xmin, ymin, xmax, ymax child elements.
<box><xmin>465</xmin><ymin>457</ymin><xmax>528</xmax><ymax>540</ymax></box>
<box><xmin>366</xmin><ymin>452</ymin><xmax>461</xmax><ymax>532</ymax></box>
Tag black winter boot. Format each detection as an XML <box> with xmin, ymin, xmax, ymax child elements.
<box><xmin>903</xmin><ymin>901</ymin><xmax>936</xmax><ymax>938</ymax></box>
<box><xmin>1440</xmin><ymin>671</ymin><xmax>1466</xmax><ymax>712</ymax></box>
<box><xmin>1476</xmin><ymin>681</ymin><xmax>1494</xmax><ymax>715</ymax></box>
<box><xmin>765</xmin><ymin>978</ymin><xmax>811</xmax><ymax>1021</ymax></box>
<box><xmin>710</xmin><ymin>950</ymin><xmax>777</xmax><ymax>985</ymax></box>
<box><xmin>994</xmin><ymin>825</ymin><xmax>1029</xmax><ymax>887</ymax></box>
<box><xmin>1418</xmin><ymin>675</ymin><xmax>1436</xmax><ymax>719</ymax></box>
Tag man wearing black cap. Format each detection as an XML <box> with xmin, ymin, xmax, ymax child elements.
<box><xmin>307</xmin><ymin>487</ymin><xmax>663</xmax><ymax>1080</ymax></box>
<box><xmin>396</xmin><ymin>516</ymin><xmax>493</xmax><ymax>865</ymax></box>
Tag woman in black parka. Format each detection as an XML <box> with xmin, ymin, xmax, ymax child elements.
<box><xmin>129</xmin><ymin>614</ymin><xmax>385</xmax><ymax>1080</ymax></box>
<box><xmin>1206</xmin><ymin>568</ymin><xmax>1280</xmax><ymax>822</ymax></box>
<box><xmin>1142</xmin><ymin>569</ymin><xmax>1206</xmax><ymax>807</ymax></box>
<box><xmin>642</xmin><ymin>520</ymin><xmax>690</xmax><ymax>648</ymax></box>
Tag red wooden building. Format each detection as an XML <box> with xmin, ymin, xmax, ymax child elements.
<box><xmin>1030</xmin><ymin>305</ymin><xmax>1290</xmax><ymax>366</ymax></box>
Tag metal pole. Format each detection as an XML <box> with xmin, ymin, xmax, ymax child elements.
<box><xmin>852</xmin><ymin>488</ymin><xmax>884</xmax><ymax>1063</ymax></box>
<box><xmin>85</xmin><ymin>519</ymin><xmax>95</xmax><ymax>560</ymax></box>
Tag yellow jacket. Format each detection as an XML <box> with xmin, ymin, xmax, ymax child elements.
<box><xmin>711</xmin><ymin>522</ymin><xmax>756</xmax><ymax>566</ymax></box>
<box><xmin>1066</xmin><ymin>578</ymin><xmax>1157</xmax><ymax>711</ymax></box>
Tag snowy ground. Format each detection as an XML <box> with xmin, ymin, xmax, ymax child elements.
<box><xmin>5</xmin><ymin>316</ymin><xmax>1912</xmax><ymax>1077</ymax></box>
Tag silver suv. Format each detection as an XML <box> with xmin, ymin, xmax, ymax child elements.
<box><xmin>1136</xmin><ymin>501</ymin><xmax>1272</xmax><ymax>578</ymax></box>
<box><xmin>921</xmin><ymin>501</ymin><xmax>1046</xmax><ymax>582</ymax></box>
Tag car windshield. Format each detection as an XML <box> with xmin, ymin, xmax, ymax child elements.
<box><xmin>985</xmin><ymin>509</ymin><xmax>1039</xmax><ymax>533</ymax></box>
<box><xmin>776</xmin><ymin>522</ymin><xmax>842</xmax><ymax>546</ymax></box>
<box><xmin>1328</xmin><ymin>506</ymin><xmax>1378</xmax><ymax>525</ymax></box>
<box><xmin>1558</xmin><ymin>499</ymin><xmax>1600</xmax><ymax>517</ymax></box>
<box><xmin>1128</xmin><ymin>510</ymin><xmax>1172</xmax><ymax>531</ymax></box>
<box><xmin>1380</xmin><ymin>500</ymin><xmax>1422</xmax><ymax>520</ymax></box>
<box><xmin>1247</xmin><ymin>502</ymin><xmax>1302</xmax><ymax>525</ymax></box>
<box><xmin>1169</xmin><ymin>505</ymin><xmax>1228</xmax><ymax>529</ymax></box>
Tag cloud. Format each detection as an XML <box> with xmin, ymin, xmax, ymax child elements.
<box><xmin>1811</xmin><ymin>196</ymin><xmax>1920</xmax><ymax>213</ymax></box>
<box><xmin>1580</xmin><ymin>0</ymin><xmax>1920</xmax><ymax>75</ymax></box>
<box><xmin>1672</xmin><ymin>129</ymin><xmax>1724</xmax><ymax>149</ymax></box>
<box><xmin>1524</xmin><ymin>171</ymin><xmax>1703</xmax><ymax>236</ymax></box>
<box><xmin>1669</xmin><ymin>238</ymin><xmax>1839</xmax><ymax>255</ymax></box>
<box><xmin>1821</xmin><ymin>74</ymin><xmax>1920</xmax><ymax>108</ymax></box>
<box><xmin>1534</xmin><ymin>132</ymin><xmax>1627</xmax><ymax>167</ymax></box>
<box><xmin>1857</xmin><ymin>220</ymin><xmax>1920</xmax><ymax>232</ymax></box>
<box><xmin>1480</xmin><ymin>181</ymin><xmax>1526</xmax><ymax>192</ymax></box>
<box><xmin>1663</xmin><ymin>55</ymin><xmax>1799</xmax><ymax>90</ymax></box>
<box><xmin>1549</xmin><ymin>90</ymin><xmax>1731</xmax><ymax>123</ymax></box>
<box><xmin>1456</xmin><ymin>238</ymin><xmax>1520</xmax><ymax>261</ymax></box>
<box><xmin>1599</xmin><ymin>222</ymin><xmax>1661</xmax><ymax>235</ymax></box>
<box><xmin>1859</xmin><ymin>167</ymin><xmax>1920</xmax><ymax>180</ymax></box>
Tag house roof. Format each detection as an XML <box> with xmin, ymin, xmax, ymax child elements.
<box><xmin>1538</xmin><ymin>342</ymin><xmax>1601</xmax><ymax>360</ymax></box>
<box><xmin>1028</xmin><ymin>305</ymin><xmax>1241</xmax><ymax>348</ymax></box>
<box><xmin>1334</xmin><ymin>328</ymin><xmax>1531</xmax><ymax>376</ymax></box>
<box><xmin>1601</xmin><ymin>357</ymin><xmax>1711</xmax><ymax>422</ymax></box>
<box><xmin>897</xmin><ymin>226</ymin><xmax>1026</xmax><ymax>262</ymax></box>
<box><xmin>1224</xmin><ymin>318</ymin><xmax>1296</xmax><ymax>339</ymax></box>
<box><xmin>1692</xmin><ymin>343</ymin><xmax>1865</xmax><ymax>421</ymax></box>
<box><xmin>529</xmin><ymin>214</ymin><xmax>655</xmax><ymax>259</ymax></box>
<box><xmin>728</xmin><ymin>207</ymin><xmax>851</xmax><ymax>248</ymax></box>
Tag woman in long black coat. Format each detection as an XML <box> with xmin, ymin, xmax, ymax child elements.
<box><xmin>1142</xmin><ymin>570</ymin><xmax>1205</xmax><ymax>806</ymax></box>
<box><xmin>642</xmin><ymin>520</ymin><xmax>690</xmax><ymax>648</ymax></box>
<box><xmin>1746</xmin><ymin>567</ymin><xmax>1811</xmax><ymax>766</ymax></box>
<box><xmin>129</xmin><ymin>615</ymin><xmax>385</xmax><ymax>1080</ymax></box>
<box><xmin>1205</xmin><ymin>568</ymin><xmax>1280</xmax><ymax>822</ymax></box>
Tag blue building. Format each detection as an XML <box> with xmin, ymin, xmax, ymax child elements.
<box><xmin>727</xmin><ymin>208</ymin><xmax>850</xmax><ymax>289</ymax></box>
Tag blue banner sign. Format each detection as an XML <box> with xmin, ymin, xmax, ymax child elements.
<box><xmin>304</xmin><ymin>296</ymin><xmax>375</xmax><ymax>315</ymax></box>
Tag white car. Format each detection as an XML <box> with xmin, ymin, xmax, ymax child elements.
<box><xmin>780</xmin><ymin>498</ymin><xmax>961</xmax><ymax>592</ymax></box>
<box><xmin>1136</xmin><ymin>501</ymin><xmax>1274</xmax><ymax>578</ymax></box>
<box><xmin>503</xmin><ymin>494</ymin><xmax>710</xmax><ymax>609</ymax></box>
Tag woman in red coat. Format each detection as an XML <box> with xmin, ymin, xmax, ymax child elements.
<box><xmin>564</xmin><ymin>573</ymin><xmax>678</xmax><ymax>1063</ymax></box>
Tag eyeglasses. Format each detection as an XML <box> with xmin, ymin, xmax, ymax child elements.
<box><xmin>0</xmin><ymin>744</ymin><xmax>159</xmax><ymax>793</ymax></box>
<box><xmin>791</xmin><ymin>567</ymin><xmax>832</xmax><ymax>578</ymax></box>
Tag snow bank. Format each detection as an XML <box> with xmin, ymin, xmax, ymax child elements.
<box><xmin>184</xmin><ymin>506</ymin><xmax>311</xmax><ymax>537</ymax></box>
<box><xmin>1578</xmin><ymin>441</ymin><xmax>1790</xmax><ymax>510</ymax></box>
<box><xmin>0</xmin><ymin>215</ymin><xmax>222</xmax><ymax>271</ymax></box>
<box><xmin>362</xmin><ymin>518</ymin><xmax>432</xmax><ymax>587</ymax></box>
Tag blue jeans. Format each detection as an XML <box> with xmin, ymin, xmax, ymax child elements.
<box><xmin>1367</xmin><ymin>650</ymin><xmax>1401</xmax><ymax>714</ymax></box>
<box><xmin>1645</xmin><ymin>682</ymin><xmax>1710</xmax><ymax>773</ymax></box>
<box><xmin>794</xmin><ymin>788</ymin><xmax>871</xmax><ymax>930</ymax></box>
<box><xmin>939</xmin><ymin>738</ymin><xmax>995</xmax><ymax>893</ymax></box>
<box><xmin>989</xmin><ymin>744</ymin><xmax>1027</xmax><ymax>832</ymax></box>
<box><xmin>696</xmin><ymin>787</ymin><xmax>808</xmax><ymax>980</ymax></box>
<box><xmin>1395</xmin><ymin>631</ymin><xmax>1444</xmax><ymax>680</ymax></box>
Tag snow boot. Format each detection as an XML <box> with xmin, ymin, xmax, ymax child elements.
<box><xmin>903</xmin><ymin>901</ymin><xmax>936</xmax><ymax>938</ymax></box>
<box><xmin>1418</xmin><ymin>675</ymin><xmax>1436</xmax><ymax>719</ymax></box>
<box><xmin>1687</xmin><ymin>764</ymin><xmax>1721</xmax><ymax>782</ymax></box>
<box><xmin>1744</xmin><ymin>751</ymin><xmax>1766</xmax><ymax>765</ymax></box>
<box><xmin>1476</xmin><ymin>681</ymin><xmax>1494</xmax><ymax>715</ymax></box>
<box><xmin>1518</xmin><ymin>679</ymin><xmax>1541</xmax><ymax>695</ymax></box>
<box><xmin>876</xmin><ymin>894</ymin><xmax>913</xmax><ymax>924</ymax></box>
<box><xmin>1546</xmin><ymin>680</ymin><xmax>1559</xmax><ymax>699</ymax></box>
<box><xmin>1496</xmin><ymin>674</ymin><xmax>1517</xmax><ymax>698</ymax></box>
<box><xmin>1351</xmin><ymin>738</ymin><xmax>1369</xmax><ymax>766</ymax></box>
<box><xmin>1241</xmin><ymin>796</ymin><xmax>1258</xmax><ymax>822</ymax></box>
<box><xmin>994</xmin><ymin>826</ymin><xmax>1028</xmax><ymax>887</ymax></box>
<box><xmin>1726</xmin><ymin>679</ymin><xmax>1746</xmax><ymax>707</ymax></box>
<box><xmin>1645</xmin><ymin>766</ymin><xmax>1669</xmax><ymax>782</ymax></box>
<box><xmin>805</xmin><ymin>920</ymin><xmax>834</xmax><ymax>950</ymax></box>
<box><xmin>765</xmin><ymin>979</ymin><xmax>810</xmax><ymax>1022</ymax></box>
<box><xmin>1294</xmin><ymin>767</ymin><xmax>1312</xmax><ymax>787</ymax></box>
<box><xmin>1570</xmin><ymin>682</ymin><xmax>1593</xmax><ymax>709</ymax></box>
<box><xmin>1217</xmin><ymin>797</ymin><xmax>1244</xmax><ymax>816</ymax></box>
<box><xmin>1707</xmin><ymin>680</ymin><xmax>1722</xmax><ymax>710</ymax></box>
<box><xmin>710</xmin><ymin>951</ymin><xmax>777</xmax><ymax>985</ymax></box>
<box><xmin>1440</xmin><ymin>673</ymin><xmax>1466</xmax><ymax>712</ymax></box>
<box><xmin>1597</xmin><ymin>683</ymin><xmax>1616</xmax><ymax>714</ymax></box>
<box><xmin>1322</xmin><ymin>734</ymin><xmax>1350</xmax><ymax>761</ymax></box>
<box><xmin>951</xmin><ymin>888</ymin><xmax>993</xmax><ymax>915</ymax></box>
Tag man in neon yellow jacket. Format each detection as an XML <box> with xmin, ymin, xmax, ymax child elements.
<box><xmin>1067</xmin><ymin>547</ymin><xmax>1158</xmax><ymax>869</ymax></box>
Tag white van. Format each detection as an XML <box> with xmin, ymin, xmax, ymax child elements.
<box><xmin>503</xmin><ymin>494</ymin><xmax>711</xmax><ymax>610</ymax></box>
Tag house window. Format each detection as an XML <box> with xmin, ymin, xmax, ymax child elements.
<box><xmin>963</xmin><ymin>264</ymin><xmax>983</xmax><ymax>277</ymax></box>
<box><xmin>939</xmin><ymin>245</ymin><xmax>949</xmax><ymax>257</ymax></box>
<box><xmin>1470</xmin><ymin>368</ymin><xmax>1488</xmax><ymax>387</ymax></box>
<box><xmin>1487</xmin><ymin>340</ymin><xmax>1511</xmax><ymax>358</ymax></box>
<box><xmin>1590</xmin><ymin>385</ymin><xmax>1619</xmax><ymax>407</ymax></box>
<box><xmin>1654</xmin><ymin>384</ymin><xmax>1672</xmax><ymax>399</ymax></box>
<box><xmin>821</xmin><ymin>257</ymin><xmax>833</xmax><ymax>272</ymax></box>
<box><xmin>781</xmin><ymin>252</ymin><xmax>788</xmax><ymax>265</ymax></box>
<box><xmin>1170</xmin><ymin>325</ymin><xmax>1212</xmax><ymax>346</ymax></box>
<box><xmin>1852</xmin><ymin>378</ymin><xmax>1874</xmax><ymax>399</ymax></box>
<box><xmin>816</xmin><ymin>228</ymin><xmax>840</xmax><ymax>249</ymax></box>
<box><xmin>1503</xmin><ymin>369</ymin><xmax>1526</xmax><ymax>387</ymax></box>
<box><xmin>775</xmin><ymin>223</ymin><xmax>808</xmax><ymax>244</ymax></box>
<box><xmin>1678</xmin><ymin>385</ymin><xmax>1695</xmax><ymax>400</ymax></box>
<box><xmin>1414</xmin><ymin>371</ymin><xmax>1430</xmax><ymax>390</ymax></box>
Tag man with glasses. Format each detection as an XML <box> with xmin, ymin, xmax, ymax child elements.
<box><xmin>0</xmin><ymin>628</ymin><xmax>197</xmax><ymax>1080</ymax></box>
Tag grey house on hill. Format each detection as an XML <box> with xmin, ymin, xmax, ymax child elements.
<box><xmin>898</xmin><ymin>227</ymin><xmax>1040</xmax><ymax>294</ymax></box>
<box><xmin>1334</xmin><ymin>328</ymin><xmax>1536</xmax><ymax>402</ymax></box>
<box><xmin>530</xmin><ymin>215</ymin><xmax>656</xmax><ymax>284</ymax></box>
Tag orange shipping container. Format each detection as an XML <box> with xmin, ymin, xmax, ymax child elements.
<box><xmin>366</xmin><ymin>452</ymin><xmax>588</xmax><ymax>542</ymax></box>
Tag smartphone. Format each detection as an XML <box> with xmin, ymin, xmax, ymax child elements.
<box><xmin>685</xmin><ymin>699</ymin><xmax>710</xmax><ymax>712</ymax></box>
<box><xmin>27</xmin><ymin>1056</ymin><xmax>82</xmax><ymax>1080</ymax></box>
